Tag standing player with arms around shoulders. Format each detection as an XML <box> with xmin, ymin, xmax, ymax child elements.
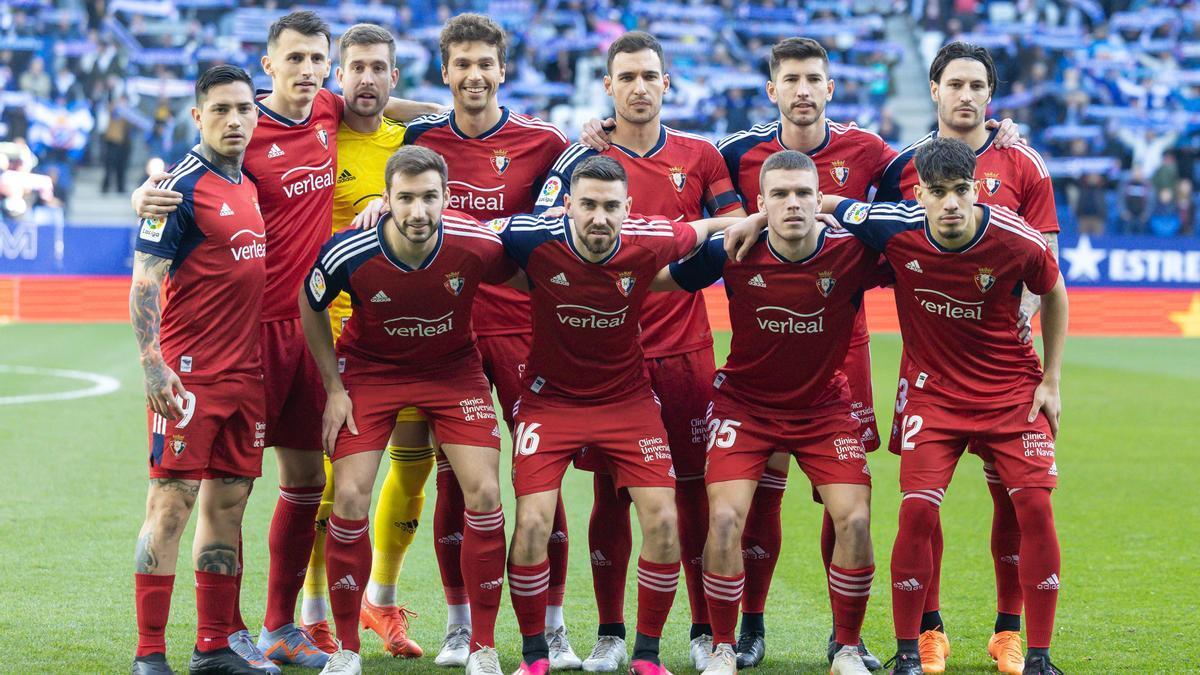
<box><xmin>876</xmin><ymin>41</ymin><xmax>1062</xmax><ymax>675</ymax></box>
<box><xmin>397</xmin><ymin>14</ymin><xmax>579</xmax><ymax>668</ymax></box>
<box><xmin>661</xmin><ymin>150</ymin><xmax>890</xmax><ymax>675</ymax></box>
<box><xmin>130</xmin><ymin>12</ymin><xmax>442</xmax><ymax>669</ymax></box>
<box><xmin>496</xmin><ymin>156</ymin><xmax>744</xmax><ymax>675</ymax></box>
<box><xmin>300</xmin><ymin>146</ymin><xmax>519</xmax><ymax>675</ymax></box>
<box><xmin>129</xmin><ymin>65</ymin><xmax>267</xmax><ymax>675</ymax></box>
<box><xmin>535</xmin><ymin>31</ymin><xmax>746</xmax><ymax>671</ymax></box>
<box><xmin>802</xmin><ymin>137</ymin><xmax>1065</xmax><ymax>675</ymax></box>
<box><xmin>715</xmin><ymin>37</ymin><xmax>895</xmax><ymax>669</ymax></box>
<box><xmin>297</xmin><ymin>23</ymin><xmax>431</xmax><ymax>659</ymax></box>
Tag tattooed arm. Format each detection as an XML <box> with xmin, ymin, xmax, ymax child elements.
<box><xmin>1018</xmin><ymin>232</ymin><xmax>1059</xmax><ymax>344</ymax></box>
<box><xmin>131</xmin><ymin>251</ymin><xmax>187</xmax><ymax>419</ymax></box>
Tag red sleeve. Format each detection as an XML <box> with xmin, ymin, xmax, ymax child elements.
<box><xmin>871</xmin><ymin>138</ymin><xmax>899</xmax><ymax>187</ymax></box>
<box><xmin>701</xmin><ymin>144</ymin><xmax>743</xmax><ymax>215</ymax></box>
<box><xmin>481</xmin><ymin>238</ymin><xmax>518</xmax><ymax>284</ymax></box>
<box><xmin>862</xmin><ymin>251</ymin><xmax>895</xmax><ymax>289</ymax></box>
<box><xmin>667</xmin><ymin>219</ymin><xmax>700</xmax><ymax>264</ymax></box>
<box><xmin>1024</xmin><ymin>242</ymin><xmax>1060</xmax><ymax>295</ymax></box>
<box><xmin>1021</xmin><ymin>175</ymin><xmax>1060</xmax><ymax>234</ymax></box>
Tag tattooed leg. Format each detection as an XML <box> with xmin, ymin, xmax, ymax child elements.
<box><xmin>194</xmin><ymin>476</ymin><xmax>255</xmax><ymax>575</ymax></box>
<box><xmin>136</xmin><ymin>478</ymin><xmax>200</xmax><ymax>575</ymax></box>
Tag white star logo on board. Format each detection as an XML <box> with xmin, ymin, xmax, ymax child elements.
<box><xmin>1062</xmin><ymin>236</ymin><xmax>1106</xmax><ymax>282</ymax></box>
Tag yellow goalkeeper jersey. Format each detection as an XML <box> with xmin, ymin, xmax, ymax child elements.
<box><xmin>329</xmin><ymin>116</ymin><xmax>406</xmax><ymax>336</ymax></box>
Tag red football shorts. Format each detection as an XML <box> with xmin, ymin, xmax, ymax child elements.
<box><xmin>842</xmin><ymin>340</ymin><xmax>880</xmax><ymax>452</ymax></box>
<box><xmin>476</xmin><ymin>332</ymin><xmax>531</xmax><ymax>429</ymax></box>
<box><xmin>332</xmin><ymin>369</ymin><xmax>501</xmax><ymax>460</ymax></box>
<box><xmin>892</xmin><ymin>399</ymin><xmax>1058</xmax><ymax>492</ymax></box>
<box><xmin>512</xmin><ymin>392</ymin><xmax>676</xmax><ymax>497</ymax></box>
<box><xmin>261</xmin><ymin>318</ymin><xmax>325</xmax><ymax>451</ymax></box>
<box><xmin>646</xmin><ymin>349</ymin><xmax>716</xmax><ymax>480</ymax></box>
<box><xmin>704</xmin><ymin>397</ymin><xmax>871</xmax><ymax>489</ymax></box>
<box><xmin>147</xmin><ymin>372</ymin><xmax>266</xmax><ymax>479</ymax></box>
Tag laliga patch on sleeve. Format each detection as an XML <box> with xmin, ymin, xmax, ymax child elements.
<box><xmin>486</xmin><ymin>218</ymin><xmax>509</xmax><ymax>234</ymax></box>
<box><xmin>309</xmin><ymin>268</ymin><xmax>327</xmax><ymax>300</ymax></box>
<box><xmin>535</xmin><ymin>176</ymin><xmax>563</xmax><ymax>207</ymax></box>
<box><xmin>139</xmin><ymin>216</ymin><xmax>166</xmax><ymax>242</ymax></box>
<box><xmin>843</xmin><ymin>202</ymin><xmax>870</xmax><ymax>224</ymax></box>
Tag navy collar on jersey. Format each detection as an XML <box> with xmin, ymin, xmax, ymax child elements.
<box><xmin>562</xmin><ymin>216</ymin><xmax>621</xmax><ymax>265</ymax></box>
<box><xmin>609</xmin><ymin>125</ymin><xmax>667</xmax><ymax>159</ymax></box>
<box><xmin>186</xmin><ymin>148</ymin><xmax>243</xmax><ymax>184</ymax></box>
<box><xmin>255</xmin><ymin>89</ymin><xmax>314</xmax><ymax>127</ymax></box>
<box><xmin>933</xmin><ymin>125</ymin><xmax>998</xmax><ymax>156</ymax></box>
<box><xmin>449</xmin><ymin>107</ymin><xmax>510</xmax><ymax>140</ymax></box>
<box><xmin>923</xmin><ymin>204</ymin><xmax>991</xmax><ymax>253</ymax></box>
<box><xmin>765</xmin><ymin>225</ymin><xmax>827</xmax><ymax>264</ymax></box>
<box><xmin>376</xmin><ymin>214</ymin><xmax>444</xmax><ymax>271</ymax></box>
<box><xmin>774</xmin><ymin>119</ymin><xmax>831</xmax><ymax>156</ymax></box>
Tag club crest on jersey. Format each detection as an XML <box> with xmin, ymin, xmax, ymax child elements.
<box><xmin>616</xmin><ymin>272</ymin><xmax>636</xmax><ymax>297</ymax></box>
<box><xmin>170</xmin><ymin>435</ymin><xmax>187</xmax><ymax>457</ymax></box>
<box><xmin>974</xmin><ymin>267</ymin><xmax>996</xmax><ymax>293</ymax></box>
<box><xmin>668</xmin><ymin>166</ymin><xmax>686</xmax><ymax>193</ymax></box>
<box><xmin>983</xmin><ymin>172</ymin><xmax>1002</xmax><ymax>195</ymax></box>
<box><xmin>444</xmin><ymin>271</ymin><xmax>465</xmax><ymax>296</ymax></box>
<box><xmin>830</xmin><ymin>160</ymin><xmax>850</xmax><ymax>187</ymax></box>
<box><xmin>816</xmin><ymin>270</ymin><xmax>836</xmax><ymax>297</ymax></box>
<box><xmin>491</xmin><ymin>149</ymin><xmax>510</xmax><ymax>176</ymax></box>
<box><xmin>315</xmin><ymin>124</ymin><xmax>328</xmax><ymax>149</ymax></box>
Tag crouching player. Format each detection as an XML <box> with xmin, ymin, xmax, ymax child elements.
<box><xmin>129</xmin><ymin>66</ymin><xmax>266</xmax><ymax>675</ymax></box>
<box><xmin>298</xmin><ymin>146</ymin><xmax>518</xmax><ymax>675</ymax></box>
<box><xmin>664</xmin><ymin>151</ymin><xmax>884</xmax><ymax>675</ymax></box>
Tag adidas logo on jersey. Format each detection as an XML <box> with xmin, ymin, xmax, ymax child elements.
<box><xmin>1037</xmin><ymin>574</ymin><xmax>1061</xmax><ymax>590</ymax></box>
<box><xmin>748</xmin><ymin>273</ymin><xmax>766</xmax><ymax>288</ymax></box>
<box><xmin>331</xmin><ymin>574</ymin><xmax>359</xmax><ymax>591</ymax></box>
<box><xmin>893</xmin><ymin>578</ymin><xmax>923</xmax><ymax>591</ymax></box>
<box><xmin>742</xmin><ymin>545</ymin><xmax>769</xmax><ymax>560</ymax></box>
<box><xmin>267</xmin><ymin>144</ymin><xmax>285</xmax><ymax>159</ymax></box>
<box><xmin>551</xmin><ymin>272</ymin><xmax>570</xmax><ymax>286</ymax></box>
<box><xmin>337</xmin><ymin>169</ymin><xmax>354</xmax><ymax>184</ymax></box>
<box><xmin>906</xmin><ymin>259</ymin><xmax>924</xmax><ymax>273</ymax></box>
<box><xmin>371</xmin><ymin>290</ymin><xmax>392</xmax><ymax>303</ymax></box>
<box><xmin>590</xmin><ymin>550</ymin><xmax>613</xmax><ymax>567</ymax></box>
<box><xmin>219</xmin><ymin>203</ymin><xmax>234</xmax><ymax>217</ymax></box>
<box><xmin>437</xmin><ymin>532</ymin><xmax>463</xmax><ymax>545</ymax></box>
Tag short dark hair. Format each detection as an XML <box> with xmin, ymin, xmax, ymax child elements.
<box><xmin>913</xmin><ymin>137</ymin><xmax>977</xmax><ymax>186</ymax></box>
<box><xmin>606</xmin><ymin>31</ymin><xmax>666</xmax><ymax>74</ymax></box>
<box><xmin>440</xmin><ymin>13</ymin><xmax>508</xmax><ymax>67</ymax></box>
<box><xmin>929</xmin><ymin>41</ymin><xmax>996</xmax><ymax>96</ymax></box>
<box><xmin>571</xmin><ymin>155</ymin><xmax>627</xmax><ymax>188</ymax></box>
<box><xmin>267</xmin><ymin>10</ymin><xmax>331</xmax><ymax>50</ymax></box>
<box><xmin>769</xmin><ymin>37</ymin><xmax>828</xmax><ymax>79</ymax></box>
<box><xmin>339</xmin><ymin>23</ymin><xmax>395</xmax><ymax>64</ymax></box>
<box><xmin>385</xmin><ymin>146</ymin><xmax>448</xmax><ymax>192</ymax></box>
<box><xmin>758</xmin><ymin>150</ymin><xmax>817</xmax><ymax>188</ymax></box>
<box><xmin>195</xmin><ymin>64</ymin><xmax>253</xmax><ymax>104</ymax></box>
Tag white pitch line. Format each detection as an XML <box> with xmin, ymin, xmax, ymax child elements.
<box><xmin>0</xmin><ymin>365</ymin><xmax>121</xmax><ymax>405</ymax></box>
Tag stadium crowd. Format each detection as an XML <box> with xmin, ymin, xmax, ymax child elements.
<box><xmin>1</xmin><ymin>0</ymin><xmax>1198</xmax><ymax>236</ymax></box>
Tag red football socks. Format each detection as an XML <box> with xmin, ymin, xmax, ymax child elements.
<box><xmin>703</xmin><ymin>570</ymin><xmax>744</xmax><ymax>646</ymax></box>
<box><xmin>434</xmin><ymin>461</ymin><xmax>468</xmax><ymax>605</ymax></box>
<box><xmin>1010</xmin><ymin>488</ymin><xmax>1059</xmax><ymax>649</ymax></box>
<box><xmin>590</xmin><ymin>474</ymin><xmax>633</xmax><ymax>625</ymax></box>
<box><xmin>740</xmin><ymin>469</ymin><xmax>785</xmax><ymax>613</ymax></box>
<box><xmin>635</xmin><ymin>557</ymin><xmax>679</xmax><ymax>639</ymax></box>
<box><xmin>987</xmin><ymin>473</ymin><xmax>1024</xmax><ymax>616</ymax></box>
<box><xmin>829</xmin><ymin>564</ymin><xmax>873</xmax><ymax>646</ymax></box>
<box><xmin>508</xmin><ymin>558</ymin><xmax>550</xmax><ymax>636</ymax></box>
<box><xmin>264</xmin><ymin>485</ymin><xmax>323</xmax><ymax>630</ymax></box>
<box><xmin>463</xmin><ymin>507</ymin><xmax>506</xmax><ymax>650</ymax></box>
<box><xmin>891</xmin><ymin>490</ymin><xmax>943</xmax><ymax>640</ymax></box>
<box><xmin>325</xmin><ymin>514</ymin><xmax>370</xmax><ymax>652</ymax></box>
<box><xmin>675</xmin><ymin>478</ymin><xmax>710</xmax><ymax>624</ymax></box>
<box><xmin>195</xmin><ymin>570</ymin><xmax>236</xmax><ymax>651</ymax></box>
<box><xmin>547</xmin><ymin>497</ymin><xmax>569</xmax><ymax>607</ymax></box>
<box><xmin>135</xmin><ymin>573</ymin><xmax>174</xmax><ymax>657</ymax></box>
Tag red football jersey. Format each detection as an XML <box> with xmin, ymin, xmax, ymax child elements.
<box><xmin>719</xmin><ymin>119</ymin><xmax>898</xmax><ymax>348</ymax></box>
<box><xmin>832</xmin><ymin>200</ymin><xmax>1060</xmax><ymax>409</ymax></box>
<box><xmin>135</xmin><ymin>150</ymin><xmax>266</xmax><ymax>381</ymax></box>
<box><xmin>497</xmin><ymin>213</ymin><xmax>700</xmax><ymax>403</ymax></box>
<box><xmin>670</xmin><ymin>227</ymin><xmax>889</xmax><ymax>418</ymax></box>
<box><xmin>245</xmin><ymin>88</ymin><xmax>343</xmax><ymax>322</ymax></box>
<box><xmin>303</xmin><ymin>210</ymin><xmax>516</xmax><ymax>384</ymax></box>
<box><xmin>535</xmin><ymin>126</ymin><xmax>743</xmax><ymax>357</ymax></box>
<box><xmin>404</xmin><ymin>108</ymin><xmax>569</xmax><ymax>336</ymax></box>
<box><xmin>876</xmin><ymin>128</ymin><xmax>1060</xmax><ymax>234</ymax></box>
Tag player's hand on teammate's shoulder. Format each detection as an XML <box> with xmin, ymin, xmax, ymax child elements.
<box><xmin>987</xmin><ymin>117</ymin><xmax>1026</xmax><ymax>149</ymax></box>
<box><xmin>132</xmin><ymin>171</ymin><xmax>183</xmax><ymax>219</ymax></box>
<box><xmin>580</xmin><ymin>117</ymin><xmax>616</xmax><ymax>151</ymax></box>
<box><xmin>353</xmin><ymin>198</ymin><xmax>386</xmax><ymax>230</ymax></box>
<box><xmin>722</xmin><ymin>211</ymin><xmax>768</xmax><ymax>262</ymax></box>
<box><xmin>143</xmin><ymin>363</ymin><xmax>187</xmax><ymax>420</ymax></box>
<box><xmin>321</xmin><ymin>389</ymin><xmax>358</xmax><ymax>456</ymax></box>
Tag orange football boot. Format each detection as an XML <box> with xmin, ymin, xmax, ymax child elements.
<box><xmin>360</xmin><ymin>599</ymin><xmax>423</xmax><ymax>658</ymax></box>
<box><xmin>918</xmin><ymin>629</ymin><xmax>951</xmax><ymax>673</ymax></box>
<box><xmin>987</xmin><ymin>631</ymin><xmax>1025</xmax><ymax>674</ymax></box>
<box><xmin>302</xmin><ymin>620</ymin><xmax>337</xmax><ymax>654</ymax></box>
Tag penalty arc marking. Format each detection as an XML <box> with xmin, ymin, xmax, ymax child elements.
<box><xmin>0</xmin><ymin>365</ymin><xmax>121</xmax><ymax>405</ymax></box>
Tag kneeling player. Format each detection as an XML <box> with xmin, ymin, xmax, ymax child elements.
<box><xmin>129</xmin><ymin>66</ymin><xmax>267</xmax><ymax>675</ymax></box>
<box><xmin>665</xmin><ymin>151</ymin><xmax>883</xmax><ymax>675</ymax></box>
<box><xmin>299</xmin><ymin>146</ymin><xmax>518</xmax><ymax>675</ymax></box>
<box><xmin>492</xmin><ymin>156</ymin><xmax>742</xmax><ymax>675</ymax></box>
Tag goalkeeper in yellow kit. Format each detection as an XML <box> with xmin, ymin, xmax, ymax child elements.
<box><xmin>299</xmin><ymin>23</ymin><xmax>434</xmax><ymax>658</ymax></box>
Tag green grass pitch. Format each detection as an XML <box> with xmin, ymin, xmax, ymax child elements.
<box><xmin>1</xmin><ymin>323</ymin><xmax>1197</xmax><ymax>673</ymax></box>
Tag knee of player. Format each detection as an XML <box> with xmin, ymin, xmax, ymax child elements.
<box><xmin>708</xmin><ymin>502</ymin><xmax>745</xmax><ymax>543</ymax></box>
<box><xmin>837</xmin><ymin>509</ymin><xmax>872</xmax><ymax>543</ymax></box>
<box><xmin>333</xmin><ymin>482</ymin><xmax>373</xmax><ymax>520</ymax></box>
<box><xmin>146</xmin><ymin>503</ymin><xmax>193</xmax><ymax>541</ymax></box>
<box><xmin>463</xmin><ymin>482</ymin><xmax>501</xmax><ymax>513</ymax></box>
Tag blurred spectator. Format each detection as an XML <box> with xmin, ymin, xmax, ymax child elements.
<box><xmin>1075</xmin><ymin>172</ymin><xmax>1108</xmax><ymax>236</ymax></box>
<box><xmin>1119</xmin><ymin>166</ymin><xmax>1152</xmax><ymax>235</ymax></box>
<box><xmin>101</xmin><ymin>97</ymin><xmax>133</xmax><ymax>194</ymax></box>
<box><xmin>1148</xmin><ymin>187</ymin><xmax>1181</xmax><ymax>237</ymax></box>
<box><xmin>1151</xmin><ymin>153</ymin><xmax>1179</xmax><ymax>195</ymax></box>
<box><xmin>19</xmin><ymin>57</ymin><xmax>52</xmax><ymax>100</ymax></box>
<box><xmin>1179</xmin><ymin>179</ymin><xmax>1195</xmax><ymax>236</ymax></box>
